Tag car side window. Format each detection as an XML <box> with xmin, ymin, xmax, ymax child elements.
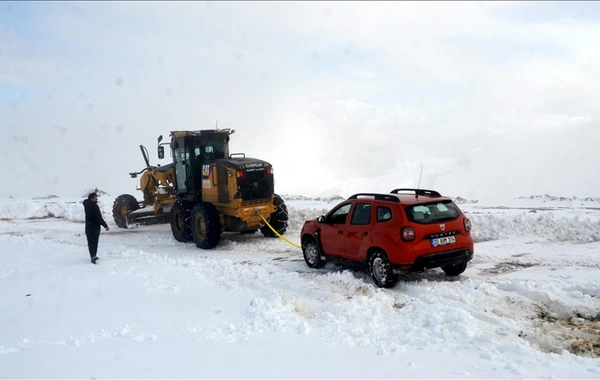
<box><xmin>351</xmin><ymin>203</ymin><xmax>371</xmax><ymax>225</ymax></box>
<box><xmin>377</xmin><ymin>206</ymin><xmax>392</xmax><ymax>222</ymax></box>
<box><xmin>325</xmin><ymin>203</ymin><xmax>351</xmax><ymax>225</ymax></box>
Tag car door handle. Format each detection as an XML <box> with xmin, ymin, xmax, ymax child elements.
<box><xmin>363</xmin><ymin>232</ymin><xmax>368</xmax><ymax>237</ymax></box>
<box><xmin>338</xmin><ymin>230</ymin><xmax>343</xmax><ymax>236</ymax></box>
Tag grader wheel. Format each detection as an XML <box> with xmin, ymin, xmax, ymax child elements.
<box><xmin>112</xmin><ymin>194</ymin><xmax>140</xmax><ymax>228</ymax></box>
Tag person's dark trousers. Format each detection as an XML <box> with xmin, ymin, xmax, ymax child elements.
<box><xmin>85</xmin><ymin>224</ymin><xmax>101</xmax><ymax>259</ymax></box>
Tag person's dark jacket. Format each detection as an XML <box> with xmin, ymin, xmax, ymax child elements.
<box><xmin>83</xmin><ymin>199</ymin><xmax>108</xmax><ymax>228</ymax></box>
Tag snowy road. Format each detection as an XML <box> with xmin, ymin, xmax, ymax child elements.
<box><xmin>0</xmin><ymin>196</ymin><xmax>599</xmax><ymax>378</ymax></box>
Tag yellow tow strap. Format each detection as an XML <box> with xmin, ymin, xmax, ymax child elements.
<box><xmin>260</xmin><ymin>214</ymin><xmax>302</xmax><ymax>249</ymax></box>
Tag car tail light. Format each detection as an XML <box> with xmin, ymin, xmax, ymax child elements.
<box><xmin>266</xmin><ymin>168</ymin><xmax>273</xmax><ymax>175</ymax></box>
<box><xmin>402</xmin><ymin>227</ymin><xmax>415</xmax><ymax>242</ymax></box>
<box><xmin>464</xmin><ymin>217</ymin><xmax>472</xmax><ymax>232</ymax></box>
<box><xmin>236</xmin><ymin>171</ymin><xmax>244</xmax><ymax>178</ymax></box>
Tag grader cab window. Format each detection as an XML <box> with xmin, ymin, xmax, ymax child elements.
<box><xmin>193</xmin><ymin>146</ymin><xmax>216</xmax><ymax>162</ymax></box>
<box><xmin>204</xmin><ymin>146</ymin><xmax>216</xmax><ymax>159</ymax></box>
<box><xmin>194</xmin><ymin>137</ymin><xmax>226</xmax><ymax>161</ymax></box>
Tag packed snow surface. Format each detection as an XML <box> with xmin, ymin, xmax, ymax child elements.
<box><xmin>0</xmin><ymin>194</ymin><xmax>599</xmax><ymax>378</ymax></box>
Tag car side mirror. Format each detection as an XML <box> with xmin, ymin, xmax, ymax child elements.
<box><xmin>158</xmin><ymin>145</ymin><xmax>164</xmax><ymax>159</ymax></box>
<box><xmin>317</xmin><ymin>215</ymin><xmax>325</xmax><ymax>223</ymax></box>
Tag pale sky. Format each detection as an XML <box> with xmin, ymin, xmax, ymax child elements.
<box><xmin>1</xmin><ymin>1</ymin><xmax>599</xmax><ymax>200</ymax></box>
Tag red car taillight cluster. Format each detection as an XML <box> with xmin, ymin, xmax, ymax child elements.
<box><xmin>464</xmin><ymin>217</ymin><xmax>472</xmax><ymax>233</ymax></box>
<box><xmin>401</xmin><ymin>226</ymin><xmax>415</xmax><ymax>242</ymax></box>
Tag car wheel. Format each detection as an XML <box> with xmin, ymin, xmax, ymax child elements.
<box><xmin>441</xmin><ymin>261</ymin><xmax>467</xmax><ymax>276</ymax></box>
<box><xmin>368</xmin><ymin>250</ymin><xmax>398</xmax><ymax>288</ymax></box>
<box><xmin>302</xmin><ymin>237</ymin><xmax>325</xmax><ymax>269</ymax></box>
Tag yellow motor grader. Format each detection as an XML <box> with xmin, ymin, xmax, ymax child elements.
<box><xmin>112</xmin><ymin>128</ymin><xmax>288</xmax><ymax>249</ymax></box>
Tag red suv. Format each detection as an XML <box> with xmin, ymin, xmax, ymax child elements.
<box><xmin>300</xmin><ymin>188</ymin><xmax>474</xmax><ymax>288</ymax></box>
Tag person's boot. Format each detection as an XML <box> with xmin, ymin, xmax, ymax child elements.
<box><xmin>91</xmin><ymin>256</ymin><xmax>99</xmax><ymax>264</ymax></box>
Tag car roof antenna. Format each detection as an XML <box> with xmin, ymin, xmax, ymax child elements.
<box><xmin>416</xmin><ymin>166</ymin><xmax>424</xmax><ymax>200</ymax></box>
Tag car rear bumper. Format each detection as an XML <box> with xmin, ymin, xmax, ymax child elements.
<box><xmin>392</xmin><ymin>248</ymin><xmax>473</xmax><ymax>273</ymax></box>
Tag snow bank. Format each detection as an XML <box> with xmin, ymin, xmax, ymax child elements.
<box><xmin>1</xmin><ymin>197</ymin><xmax>599</xmax><ymax>243</ymax></box>
<box><xmin>0</xmin><ymin>200</ymin><xmax>85</xmax><ymax>222</ymax></box>
<box><xmin>469</xmin><ymin>213</ymin><xmax>600</xmax><ymax>243</ymax></box>
<box><xmin>287</xmin><ymin>203</ymin><xmax>600</xmax><ymax>243</ymax></box>
<box><xmin>286</xmin><ymin>205</ymin><xmax>330</xmax><ymax>231</ymax></box>
<box><xmin>0</xmin><ymin>198</ymin><xmax>113</xmax><ymax>223</ymax></box>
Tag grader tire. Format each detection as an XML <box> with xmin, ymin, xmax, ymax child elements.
<box><xmin>112</xmin><ymin>194</ymin><xmax>140</xmax><ymax>229</ymax></box>
<box><xmin>170</xmin><ymin>199</ymin><xmax>194</xmax><ymax>242</ymax></box>
<box><xmin>260</xmin><ymin>194</ymin><xmax>288</xmax><ymax>237</ymax></box>
<box><xmin>190</xmin><ymin>202</ymin><xmax>222</xmax><ymax>249</ymax></box>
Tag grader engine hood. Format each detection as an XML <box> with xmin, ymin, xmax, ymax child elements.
<box><xmin>218</xmin><ymin>158</ymin><xmax>270</xmax><ymax>171</ymax></box>
<box><xmin>217</xmin><ymin>157</ymin><xmax>274</xmax><ymax>201</ymax></box>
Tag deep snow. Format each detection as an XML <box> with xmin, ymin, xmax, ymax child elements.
<box><xmin>0</xmin><ymin>194</ymin><xmax>599</xmax><ymax>378</ymax></box>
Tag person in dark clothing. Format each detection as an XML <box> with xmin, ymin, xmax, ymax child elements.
<box><xmin>83</xmin><ymin>192</ymin><xmax>109</xmax><ymax>264</ymax></box>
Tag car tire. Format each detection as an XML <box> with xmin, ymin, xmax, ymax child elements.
<box><xmin>302</xmin><ymin>237</ymin><xmax>325</xmax><ymax>269</ymax></box>
<box><xmin>368</xmin><ymin>250</ymin><xmax>398</xmax><ymax>288</ymax></box>
<box><xmin>441</xmin><ymin>261</ymin><xmax>467</xmax><ymax>276</ymax></box>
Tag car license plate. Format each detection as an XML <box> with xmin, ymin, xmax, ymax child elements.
<box><xmin>431</xmin><ymin>236</ymin><xmax>456</xmax><ymax>247</ymax></box>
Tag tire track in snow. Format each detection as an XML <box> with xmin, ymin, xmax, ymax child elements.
<box><xmin>100</xmin><ymin>243</ymin><xmax>566</xmax><ymax>358</ymax></box>
<box><xmin>3</xmin><ymin>208</ymin><xmax>600</xmax><ymax>359</ymax></box>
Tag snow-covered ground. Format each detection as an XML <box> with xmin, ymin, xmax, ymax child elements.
<box><xmin>1</xmin><ymin>193</ymin><xmax>599</xmax><ymax>378</ymax></box>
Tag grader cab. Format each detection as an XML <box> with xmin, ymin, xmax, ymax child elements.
<box><xmin>112</xmin><ymin>129</ymin><xmax>288</xmax><ymax>249</ymax></box>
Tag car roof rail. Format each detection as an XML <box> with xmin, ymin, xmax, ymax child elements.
<box><xmin>347</xmin><ymin>193</ymin><xmax>401</xmax><ymax>202</ymax></box>
<box><xmin>390</xmin><ymin>188</ymin><xmax>442</xmax><ymax>197</ymax></box>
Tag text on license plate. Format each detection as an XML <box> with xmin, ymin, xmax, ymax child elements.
<box><xmin>431</xmin><ymin>236</ymin><xmax>456</xmax><ymax>247</ymax></box>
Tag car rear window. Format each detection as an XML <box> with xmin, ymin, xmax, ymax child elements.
<box><xmin>405</xmin><ymin>200</ymin><xmax>460</xmax><ymax>224</ymax></box>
